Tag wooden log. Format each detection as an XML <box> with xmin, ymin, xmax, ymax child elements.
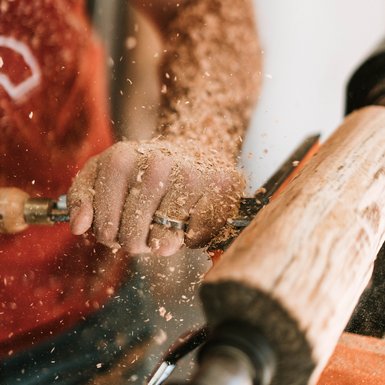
<box><xmin>201</xmin><ymin>106</ymin><xmax>385</xmax><ymax>385</ymax></box>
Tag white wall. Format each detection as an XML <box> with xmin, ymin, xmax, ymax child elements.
<box><xmin>242</xmin><ymin>1</ymin><xmax>385</xmax><ymax>191</ymax></box>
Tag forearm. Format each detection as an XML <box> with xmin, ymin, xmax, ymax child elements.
<box><xmin>155</xmin><ymin>0</ymin><xmax>261</xmax><ymax>161</ymax></box>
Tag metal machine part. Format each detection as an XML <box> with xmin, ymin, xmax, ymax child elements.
<box><xmin>24</xmin><ymin>195</ymin><xmax>69</xmax><ymax>224</ymax></box>
<box><xmin>187</xmin><ymin>347</ymin><xmax>256</xmax><ymax>385</ymax></box>
<box><xmin>193</xmin><ymin>321</ymin><xmax>276</xmax><ymax>385</ymax></box>
<box><xmin>346</xmin><ymin>37</ymin><xmax>385</xmax><ymax>114</ymax></box>
<box><xmin>148</xmin><ymin>328</ymin><xmax>208</xmax><ymax>385</ymax></box>
<box><xmin>148</xmin><ymin>321</ymin><xmax>276</xmax><ymax>385</ymax></box>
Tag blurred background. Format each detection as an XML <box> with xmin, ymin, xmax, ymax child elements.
<box><xmin>243</xmin><ymin>0</ymin><xmax>385</xmax><ymax>190</ymax></box>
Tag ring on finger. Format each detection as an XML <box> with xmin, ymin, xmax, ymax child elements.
<box><xmin>152</xmin><ymin>212</ymin><xmax>188</xmax><ymax>232</ymax></box>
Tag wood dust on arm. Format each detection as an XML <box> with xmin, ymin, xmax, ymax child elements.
<box><xmin>156</xmin><ymin>0</ymin><xmax>262</xmax><ymax>162</ymax></box>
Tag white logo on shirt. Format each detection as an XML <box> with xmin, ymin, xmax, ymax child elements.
<box><xmin>0</xmin><ymin>36</ymin><xmax>41</xmax><ymax>101</ymax></box>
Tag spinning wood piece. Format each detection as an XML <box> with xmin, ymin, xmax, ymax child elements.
<box><xmin>201</xmin><ymin>106</ymin><xmax>385</xmax><ymax>385</ymax></box>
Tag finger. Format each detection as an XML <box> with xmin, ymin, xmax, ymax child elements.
<box><xmin>185</xmin><ymin>174</ymin><xmax>243</xmax><ymax>248</ymax></box>
<box><xmin>119</xmin><ymin>151</ymin><xmax>173</xmax><ymax>254</ymax></box>
<box><xmin>92</xmin><ymin>143</ymin><xmax>137</xmax><ymax>247</ymax></box>
<box><xmin>149</xmin><ymin>223</ymin><xmax>184</xmax><ymax>258</ymax></box>
<box><xmin>68</xmin><ymin>156</ymin><xmax>98</xmax><ymax>235</ymax></box>
<box><xmin>148</xmin><ymin>165</ymin><xmax>202</xmax><ymax>257</ymax></box>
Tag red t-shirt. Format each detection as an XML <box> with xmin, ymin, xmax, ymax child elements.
<box><xmin>0</xmin><ymin>0</ymin><xmax>119</xmax><ymax>357</ymax></box>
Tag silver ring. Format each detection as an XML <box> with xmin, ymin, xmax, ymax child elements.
<box><xmin>152</xmin><ymin>213</ymin><xmax>188</xmax><ymax>231</ymax></box>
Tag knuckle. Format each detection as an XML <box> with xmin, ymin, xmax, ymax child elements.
<box><xmin>67</xmin><ymin>185</ymin><xmax>89</xmax><ymax>207</ymax></box>
<box><xmin>99</xmin><ymin>141</ymin><xmax>134</xmax><ymax>171</ymax></box>
<box><xmin>142</xmin><ymin>153</ymin><xmax>173</xmax><ymax>187</ymax></box>
<box><xmin>105</xmin><ymin>149</ymin><xmax>133</xmax><ymax>174</ymax></box>
<box><xmin>147</xmin><ymin>150</ymin><xmax>174</xmax><ymax>171</ymax></box>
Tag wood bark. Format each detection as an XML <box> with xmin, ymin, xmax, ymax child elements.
<box><xmin>201</xmin><ymin>106</ymin><xmax>385</xmax><ymax>385</ymax></box>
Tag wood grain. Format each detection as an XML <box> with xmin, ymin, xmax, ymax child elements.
<box><xmin>201</xmin><ymin>106</ymin><xmax>385</xmax><ymax>385</ymax></box>
<box><xmin>0</xmin><ymin>187</ymin><xmax>29</xmax><ymax>233</ymax></box>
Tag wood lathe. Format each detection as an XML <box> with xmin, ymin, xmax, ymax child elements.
<box><xmin>196</xmin><ymin>106</ymin><xmax>385</xmax><ymax>385</ymax></box>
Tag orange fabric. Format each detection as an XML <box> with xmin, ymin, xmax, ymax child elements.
<box><xmin>318</xmin><ymin>333</ymin><xmax>385</xmax><ymax>385</ymax></box>
<box><xmin>0</xmin><ymin>0</ymin><xmax>117</xmax><ymax>357</ymax></box>
<box><xmin>271</xmin><ymin>140</ymin><xmax>320</xmax><ymax>199</ymax></box>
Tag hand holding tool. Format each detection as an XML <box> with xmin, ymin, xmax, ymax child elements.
<box><xmin>0</xmin><ymin>135</ymin><xmax>318</xmax><ymax>239</ymax></box>
<box><xmin>5</xmin><ymin>106</ymin><xmax>383</xmax><ymax>385</ymax></box>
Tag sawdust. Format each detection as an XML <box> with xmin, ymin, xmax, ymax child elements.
<box><xmin>68</xmin><ymin>139</ymin><xmax>245</xmax><ymax>252</ymax></box>
<box><xmin>207</xmin><ymin>222</ymin><xmax>241</xmax><ymax>250</ymax></box>
<box><xmin>120</xmin><ymin>140</ymin><xmax>245</xmax><ymax>249</ymax></box>
<box><xmin>156</xmin><ymin>0</ymin><xmax>262</xmax><ymax>161</ymax></box>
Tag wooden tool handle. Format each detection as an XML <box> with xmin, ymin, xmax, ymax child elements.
<box><xmin>0</xmin><ymin>187</ymin><xmax>29</xmax><ymax>234</ymax></box>
<box><xmin>201</xmin><ymin>106</ymin><xmax>385</xmax><ymax>385</ymax></box>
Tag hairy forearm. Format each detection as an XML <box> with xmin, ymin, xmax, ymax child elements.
<box><xmin>155</xmin><ymin>0</ymin><xmax>261</xmax><ymax>161</ymax></box>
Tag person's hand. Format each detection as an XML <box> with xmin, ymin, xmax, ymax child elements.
<box><xmin>68</xmin><ymin>140</ymin><xmax>244</xmax><ymax>256</ymax></box>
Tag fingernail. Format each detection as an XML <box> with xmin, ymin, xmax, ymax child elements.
<box><xmin>70</xmin><ymin>204</ymin><xmax>92</xmax><ymax>235</ymax></box>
